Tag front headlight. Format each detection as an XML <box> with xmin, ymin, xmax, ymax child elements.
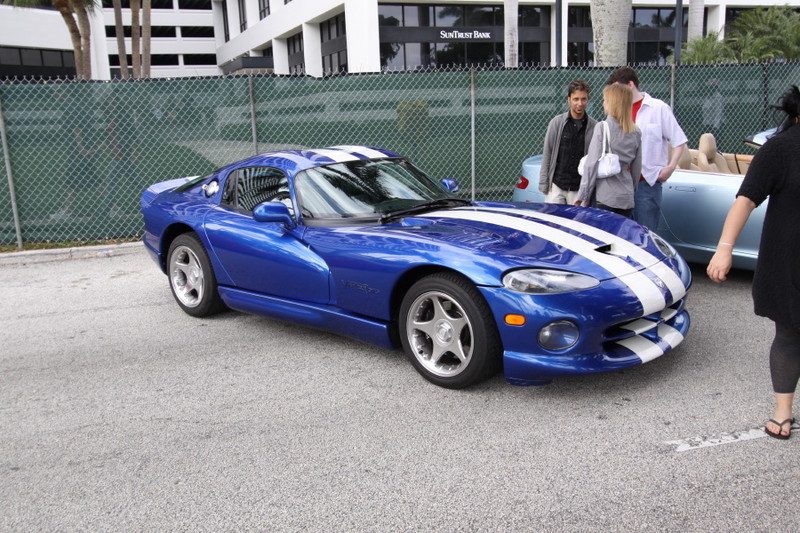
<box><xmin>502</xmin><ymin>269</ymin><xmax>599</xmax><ymax>294</ymax></box>
<box><xmin>650</xmin><ymin>231</ymin><xmax>676</xmax><ymax>258</ymax></box>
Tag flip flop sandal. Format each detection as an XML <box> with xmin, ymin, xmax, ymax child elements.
<box><xmin>764</xmin><ymin>417</ymin><xmax>795</xmax><ymax>440</ymax></box>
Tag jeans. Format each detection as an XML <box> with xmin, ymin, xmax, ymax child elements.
<box><xmin>633</xmin><ymin>180</ymin><xmax>662</xmax><ymax>230</ymax></box>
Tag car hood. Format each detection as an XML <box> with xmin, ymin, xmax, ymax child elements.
<box><xmin>311</xmin><ymin>203</ymin><xmax>672</xmax><ymax>284</ymax></box>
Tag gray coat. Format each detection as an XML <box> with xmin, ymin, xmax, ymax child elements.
<box><xmin>539</xmin><ymin>112</ymin><xmax>598</xmax><ymax>193</ymax></box>
<box><xmin>577</xmin><ymin>117</ymin><xmax>642</xmax><ymax>210</ymax></box>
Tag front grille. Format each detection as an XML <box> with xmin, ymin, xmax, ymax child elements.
<box><xmin>603</xmin><ymin>298</ymin><xmax>685</xmax><ymax>343</ymax></box>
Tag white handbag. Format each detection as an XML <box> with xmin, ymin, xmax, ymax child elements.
<box><xmin>597</xmin><ymin>121</ymin><xmax>621</xmax><ymax>178</ymax></box>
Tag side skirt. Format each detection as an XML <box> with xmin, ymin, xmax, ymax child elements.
<box><xmin>218</xmin><ymin>287</ymin><xmax>395</xmax><ymax>349</ymax></box>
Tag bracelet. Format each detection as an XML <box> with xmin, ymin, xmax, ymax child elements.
<box><xmin>718</xmin><ymin>242</ymin><xmax>734</xmax><ymax>247</ymax></box>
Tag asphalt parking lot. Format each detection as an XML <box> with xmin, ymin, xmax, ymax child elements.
<box><xmin>1</xmin><ymin>245</ymin><xmax>798</xmax><ymax>531</ymax></box>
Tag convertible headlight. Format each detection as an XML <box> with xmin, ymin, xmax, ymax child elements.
<box><xmin>502</xmin><ymin>269</ymin><xmax>599</xmax><ymax>294</ymax></box>
<box><xmin>650</xmin><ymin>231</ymin><xmax>676</xmax><ymax>258</ymax></box>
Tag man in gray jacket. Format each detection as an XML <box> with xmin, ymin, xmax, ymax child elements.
<box><xmin>539</xmin><ymin>80</ymin><xmax>598</xmax><ymax>204</ymax></box>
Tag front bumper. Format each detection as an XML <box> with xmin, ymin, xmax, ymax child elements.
<box><xmin>479</xmin><ymin>257</ymin><xmax>692</xmax><ymax>385</ymax></box>
<box><xmin>502</xmin><ymin>305</ymin><xmax>690</xmax><ymax>385</ymax></box>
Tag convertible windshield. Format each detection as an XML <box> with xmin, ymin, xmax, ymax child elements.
<box><xmin>294</xmin><ymin>158</ymin><xmax>456</xmax><ymax>221</ymax></box>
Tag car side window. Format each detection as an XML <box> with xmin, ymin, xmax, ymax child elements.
<box><xmin>222</xmin><ymin>166</ymin><xmax>294</xmax><ymax>216</ymax></box>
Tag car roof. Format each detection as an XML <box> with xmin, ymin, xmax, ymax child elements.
<box><xmin>218</xmin><ymin>145</ymin><xmax>401</xmax><ymax>176</ymax></box>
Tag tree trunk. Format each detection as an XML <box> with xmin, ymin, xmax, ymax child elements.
<box><xmin>71</xmin><ymin>0</ymin><xmax>93</xmax><ymax>80</ymax></box>
<box><xmin>504</xmin><ymin>0</ymin><xmax>519</xmax><ymax>68</ymax></box>
<box><xmin>53</xmin><ymin>0</ymin><xmax>83</xmax><ymax>78</ymax></box>
<box><xmin>591</xmin><ymin>0</ymin><xmax>632</xmax><ymax>67</ymax></box>
<box><xmin>687</xmin><ymin>0</ymin><xmax>705</xmax><ymax>41</ymax></box>
<box><xmin>142</xmin><ymin>0</ymin><xmax>151</xmax><ymax>78</ymax></box>
<box><xmin>131</xmin><ymin>0</ymin><xmax>142</xmax><ymax>79</ymax></box>
<box><xmin>112</xmin><ymin>0</ymin><xmax>129</xmax><ymax>79</ymax></box>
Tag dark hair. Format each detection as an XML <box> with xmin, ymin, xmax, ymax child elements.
<box><xmin>606</xmin><ymin>67</ymin><xmax>639</xmax><ymax>88</ymax></box>
<box><xmin>568</xmin><ymin>79</ymin><xmax>590</xmax><ymax>96</ymax></box>
<box><xmin>774</xmin><ymin>85</ymin><xmax>800</xmax><ymax>133</ymax></box>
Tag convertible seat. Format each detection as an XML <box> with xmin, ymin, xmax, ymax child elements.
<box><xmin>677</xmin><ymin>146</ymin><xmax>699</xmax><ymax>171</ymax></box>
<box><xmin>696</xmin><ymin>133</ymin><xmax>733</xmax><ymax>174</ymax></box>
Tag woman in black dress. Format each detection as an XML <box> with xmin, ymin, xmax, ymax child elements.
<box><xmin>707</xmin><ymin>85</ymin><xmax>800</xmax><ymax>439</ymax></box>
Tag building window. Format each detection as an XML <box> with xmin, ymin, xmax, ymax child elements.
<box><xmin>42</xmin><ymin>50</ymin><xmax>63</xmax><ymax>67</ymax></box>
<box><xmin>519</xmin><ymin>5</ymin><xmax>548</xmax><ymax>26</ymax></box>
<box><xmin>567</xmin><ymin>42</ymin><xmax>593</xmax><ymax>65</ymax></box>
<box><xmin>568</xmin><ymin>6</ymin><xmax>591</xmax><ymax>27</ymax></box>
<box><xmin>178</xmin><ymin>0</ymin><xmax>212</xmax><ymax>9</ymax></box>
<box><xmin>221</xmin><ymin>0</ymin><xmax>230</xmax><ymax>42</ymax></box>
<box><xmin>287</xmin><ymin>32</ymin><xmax>304</xmax><ymax>74</ymax></box>
<box><xmin>321</xmin><ymin>13</ymin><xmax>347</xmax><ymax>74</ymax></box>
<box><xmin>21</xmin><ymin>49</ymin><xmax>43</xmax><ymax>67</ymax></box>
<box><xmin>378</xmin><ymin>3</ymin><xmax>549</xmax><ymax>70</ymax></box>
<box><xmin>0</xmin><ymin>48</ymin><xmax>22</xmax><ymax>66</ymax></box>
<box><xmin>238</xmin><ymin>0</ymin><xmax>247</xmax><ymax>31</ymax></box>
<box><xmin>629</xmin><ymin>7</ymin><xmax>689</xmax><ymax>65</ymax></box>
<box><xmin>101</xmin><ymin>0</ymin><xmax>172</xmax><ymax>7</ymax></box>
<box><xmin>151</xmin><ymin>54</ymin><xmax>180</xmax><ymax>65</ymax></box>
<box><xmin>259</xmin><ymin>0</ymin><xmax>269</xmax><ymax>19</ymax></box>
<box><xmin>184</xmin><ymin>54</ymin><xmax>217</xmax><ymax>65</ymax></box>
<box><xmin>105</xmin><ymin>26</ymin><xmax>178</xmax><ymax>38</ymax></box>
<box><xmin>181</xmin><ymin>26</ymin><xmax>214</xmax><ymax>38</ymax></box>
<box><xmin>110</xmin><ymin>54</ymin><xmax>180</xmax><ymax>66</ymax></box>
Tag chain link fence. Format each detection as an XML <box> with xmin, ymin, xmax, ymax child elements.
<box><xmin>1</xmin><ymin>61</ymin><xmax>798</xmax><ymax>249</ymax></box>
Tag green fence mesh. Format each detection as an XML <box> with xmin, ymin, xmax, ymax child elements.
<box><xmin>0</xmin><ymin>62</ymin><xmax>797</xmax><ymax>248</ymax></box>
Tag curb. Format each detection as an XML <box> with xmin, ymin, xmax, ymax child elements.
<box><xmin>0</xmin><ymin>241</ymin><xmax>144</xmax><ymax>266</ymax></box>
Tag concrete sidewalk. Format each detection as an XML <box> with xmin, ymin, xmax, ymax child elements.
<box><xmin>0</xmin><ymin>241</ymin><xmax>144</xmax><ymax>266</ymax></box>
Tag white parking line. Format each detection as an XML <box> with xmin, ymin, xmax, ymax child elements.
<box><xmin>665</xmin><ymin>422</ymin><xmax>798</xmax><ymax>452</ymax></box>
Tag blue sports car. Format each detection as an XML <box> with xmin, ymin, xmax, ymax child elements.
<box><xmin>141</xmin><ymin>146</ymin><xmax>691</xmax><ymax>389</ymax></box>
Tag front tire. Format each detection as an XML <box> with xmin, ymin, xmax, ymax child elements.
<box><xmin>167</xmin><ymin>233</ymin><xmax>225</xmax><ymax>317</ymax></box>
<box><xmin>399</xmin><ymin>273</ymin><xmax>502</xmax><ymax>389</ymax></box>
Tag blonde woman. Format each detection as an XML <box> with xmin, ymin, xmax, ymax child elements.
<box><xmin>575</xmin><ymin>83</ymin><xmax>642</xmax><ymax>218</ymax></box>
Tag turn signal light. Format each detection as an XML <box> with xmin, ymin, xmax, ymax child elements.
<box><xmin>504</xmin><ymin>314</ymin><xmax>526</xmax><ymax>326</ymax></box>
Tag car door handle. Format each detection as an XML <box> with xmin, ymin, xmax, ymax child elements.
<box><xmin>672</xmin><ymin>186</ymin><xmax>696</xmax><ymax>192</ymax></box>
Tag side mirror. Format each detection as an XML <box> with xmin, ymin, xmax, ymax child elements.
<box><xmin>202</xmin><ymin>180</ymin><xmax>219</xmax><ymax>197</ymax></box>
<box><xmin>441</xmin><ymin>178</ymin><xmax>459</xmax><ymax>193</ymax></box>
<box><xmin>253</xmin><ymin>201</ymin><xmax>295</xmax><ymax>227</ymax></box>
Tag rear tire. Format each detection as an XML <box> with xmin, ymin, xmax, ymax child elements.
<box><xmin>399</xmin><ymin>273</ymin><xmax>502</xmax><ymax>389</ymax></box>
<box><xmin>167</xmin><ymin>233</ymin><xmax>225</xmax><ymax>317</ymax></box>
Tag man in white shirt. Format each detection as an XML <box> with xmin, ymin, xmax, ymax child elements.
<box><xmin>607</xmin><ymin>67</ymin><xmax>688</xmax><ymax>231</ymax></box>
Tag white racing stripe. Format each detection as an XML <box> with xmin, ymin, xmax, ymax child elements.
<box><xmin>423</xmin><ymin>209</ymin><xmax>666</xmax><ymax>315</ymax></box>
<box><xmin>307</xmin><ymin>148</ymin><xmax>360</xmax><ymax>163</ymax></box>
<box><xmin>660</xmin><ymin>308</ymin><xmax>678</xmax><ymax>321</ymax></box>
<box><xmin>478</xmin><ymin>207</ymin><xmax>687</xmax><ymax>302</ymax></box>
<box><xmin>620</xmin><ymin>318</ymin><xmax>660</xmax><ymax>335</ymax></box>
<box><xmin>332</xmin><ymin>145</ymin><xmax>388</xmax><ymax>159</ymax></box>
<box><xmin>616</xmin><ymin>335</ymin><xmax>663</xmax><ymax>363</ymax></box>
<box><xmin>657</xmin><ymin>323</ymin><xmax>684</xmax><ymax>348</ymax></box>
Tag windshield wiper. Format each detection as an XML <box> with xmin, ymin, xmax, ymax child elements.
<box><xmin>380</xmin><ymin>198</ymin><xmax>473</xmax><ymax>223</ymax></box>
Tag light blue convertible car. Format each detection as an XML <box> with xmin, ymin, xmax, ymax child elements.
<box><xmin>512</xmin><ymin>130</ymin><xmax>774</xmax><ymax>270</ymax></box>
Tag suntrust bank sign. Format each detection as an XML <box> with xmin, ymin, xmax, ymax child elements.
<box><xmin>439</xmin><ymin>29</ymin><xmax>494</xmax><ymax>40</ymax></box>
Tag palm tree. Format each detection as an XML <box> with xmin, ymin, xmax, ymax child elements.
<box><xmin>729</xmin><ymin>6</ymin><xmax>800</xmax><ymax>61</ymax></box>
<box><xmin>504</xmin><ymin>0</ymin><xmax>518</xmax><ymax>68</ymax></box>
<box><xmin>111</xmin><ymin>0</ymin><xmax>128</xmax><ymax>79</ymax></box>
<box><xmin>590</xmin><ymin>0</ymin><xmax>632</xmax><ymax>66</ymax></box>
<box><xmin>687</xmin><ymin>0</ymin><xmax>704</xmax><ymax>41</ymax></box>
<box><xmin>679</xmin><ymin>32</ymin><xmax>735</xmax><ymax>64</ymax></box>
<box><xmin>10</xmin><ymin>0</ymin><xmax>96</xmax><ymax>79</ymax></box>
<box><xmin>130</xmin><ymin>0</ymin><xmax>141</xmax><ymax>78</ymax></box>
<box><xmin>141</xmin><ymin>0</ymin><xmax>151</xmax><ymax>78</ymax></box>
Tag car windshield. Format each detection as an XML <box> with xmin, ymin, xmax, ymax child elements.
<box><xmin>294</xmin><ymin>158</ymin><xmax>453</xmax><ymax>221</ymax></box>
